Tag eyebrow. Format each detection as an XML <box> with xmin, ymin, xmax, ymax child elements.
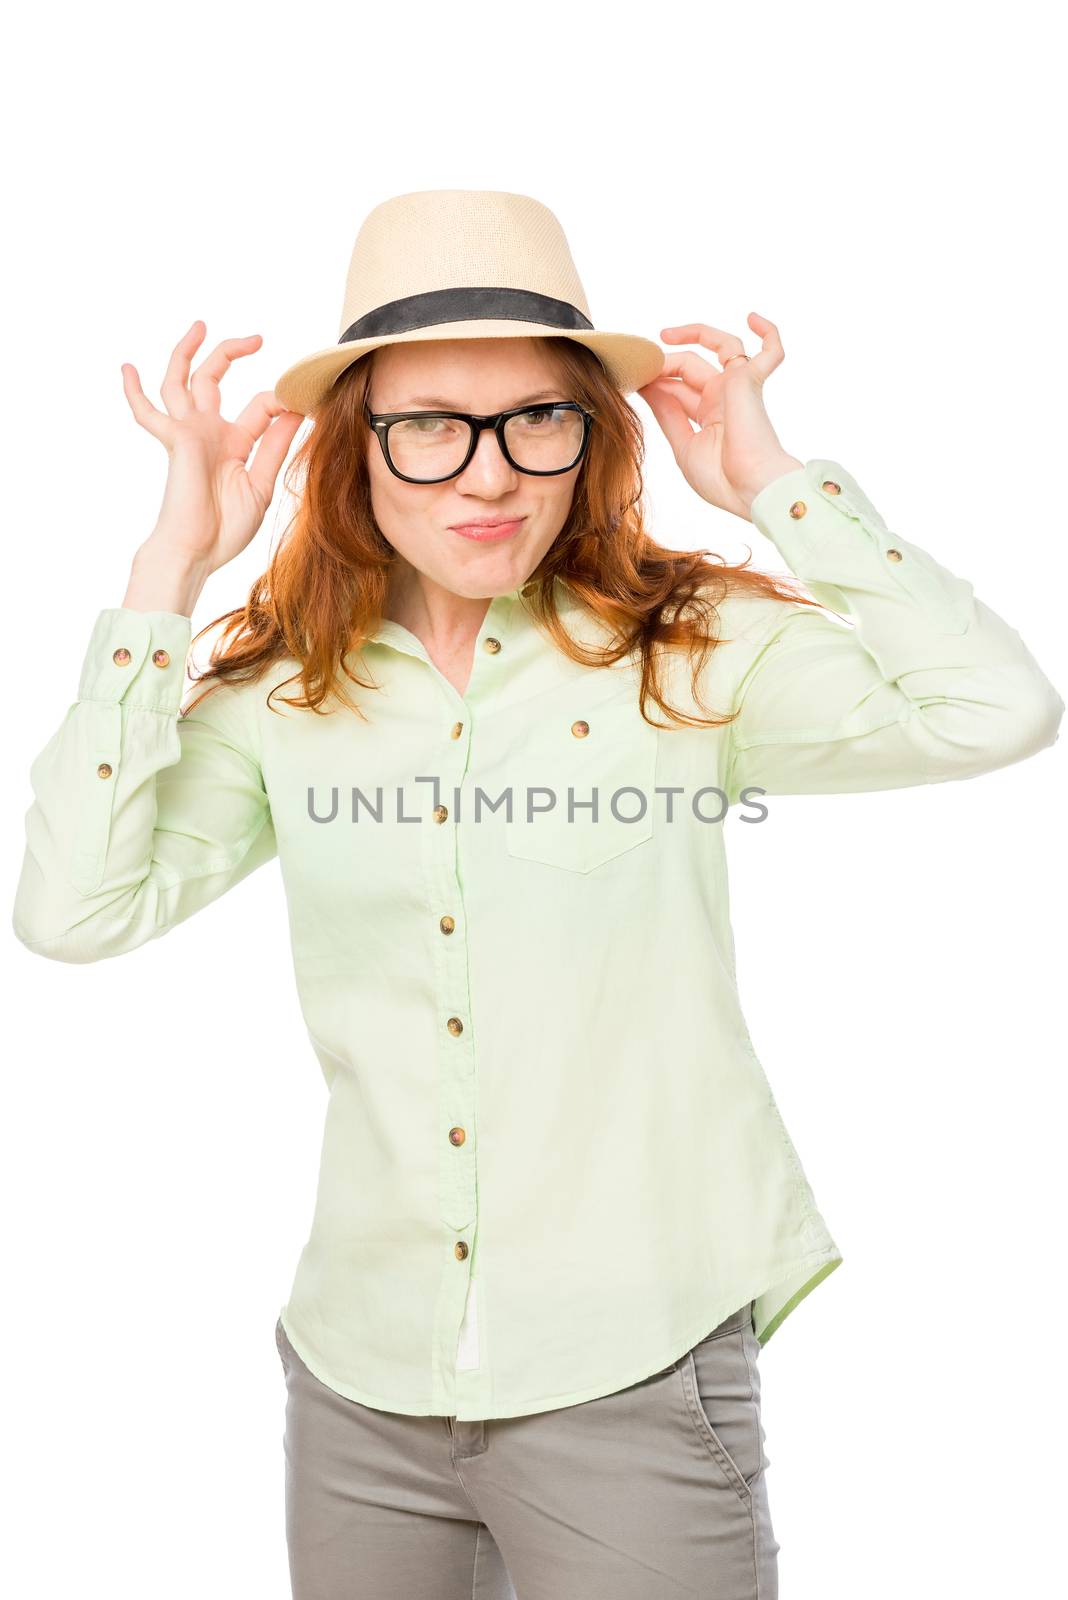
<box><xmin>384</xmin><ymin>389</ymin><xmax>567</xmax><ymax>410</ymax></box>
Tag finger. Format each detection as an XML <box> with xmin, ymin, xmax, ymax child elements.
<box><xmin>121</xmin><ymin>362</ymin><xmax>174</xmax><ymax>445</ymax></box>
<box><xmin>744</xmin><ymin>312</ymin><xmax>785</xmax><ymax>379</ymax></box>
<box><xmin>656</xmin><ymin>350</ymin><xmax>723</xmax><ymax>393</ymax></box>
<box><xmin>641</xmin><ymin>373</ymin><xmax>706</xmax><ymax>419</ymax></box>
<box><xmin>639</xmin><ymin>382</ymin><xmax>698</xmax><ymax>459</ymax></box>
<box><xmin>246</xmin><ymin>408</ymin><xmax>305</xmax><ymax>506</ymax></box>
<box><xmin>233</xmin><ymin>389</ymin><xmax>297</xmax><ymax>443</ymax></box>
<box><xmin>190</xmin><ymin>334</ymin><xmax>264</xmax><ymax>411</ymax></box>
<box><xmin>661</xmin><ymin>323</ymin><xmax>749</xmax><ymax>368</ymax></box>
<box><xmin>160</xmin><ymin>320</ymin><xmax>208</xmax><ymax>417</ymax></box>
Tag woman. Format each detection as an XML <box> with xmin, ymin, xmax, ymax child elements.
<box><xmin>12</xmin><ymin>190</ymin><xmax>1063</xmax><ymax>1599</ymax></box>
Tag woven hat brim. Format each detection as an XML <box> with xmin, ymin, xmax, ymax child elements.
<box><xmin>273</xmin><ymin>321</ymin><xmax>665</xmax><ymax>416</ymax></box>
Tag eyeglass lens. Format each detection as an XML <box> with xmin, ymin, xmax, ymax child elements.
<box><xmin>386</xmin><ymin>406</ymin><xmax>585</xmax><ymax>480</ymax></box>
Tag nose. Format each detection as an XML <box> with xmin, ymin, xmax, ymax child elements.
<box><xmin>455</xmin><ymin>422</ymin><xmax>519</xmax><ymax>490</ymax></box>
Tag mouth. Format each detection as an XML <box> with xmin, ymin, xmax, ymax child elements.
<box><xmin>447</xmin><ymin>516</ymin><xmax>527</xmax><ymax>543</ymax></box>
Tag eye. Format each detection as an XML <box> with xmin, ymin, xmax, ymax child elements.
<box><xmin>391</xmin><ymin>416</ymin><xmax>465</xmax><ymax>438</ymax></box>
<box><xmin>515</xmin><ymin>406</ymin><xmax>562</xmax><ymax>427</ymax></box>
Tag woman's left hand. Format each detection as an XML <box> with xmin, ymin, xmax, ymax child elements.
<box><xmin>638</xmin><ymin>313</ymin><xmax>804</xmax><ymax>521</ymax></box>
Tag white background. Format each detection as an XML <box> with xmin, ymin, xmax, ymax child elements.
<box><xmin>3</xmin><ymin>3</ymin><xmax>1065</xmax><ymax>1596</ymax></box>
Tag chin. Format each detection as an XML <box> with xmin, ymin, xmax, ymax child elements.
<box><xmin>445</xmin><ymin>557</ymin><xmax>534</xmax><ymax>597</ymax></box>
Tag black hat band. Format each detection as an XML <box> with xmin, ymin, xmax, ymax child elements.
<box><xmin>339</xmin><ymin>286</ymin><xmax>595</xmax><ymax>344</ymax></box>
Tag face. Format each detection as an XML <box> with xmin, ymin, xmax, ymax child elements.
<box><xmin>366</xmin><ymin>337</ymin><xmax>584</xmax><ymax>602</ymax></box>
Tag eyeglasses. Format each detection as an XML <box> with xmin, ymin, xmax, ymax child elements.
<box><xmin>364</xmin><ymin>402</ymin><xmax>595</xmax><ymax>484</ymax></box>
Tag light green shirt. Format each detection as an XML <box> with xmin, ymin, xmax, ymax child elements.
<box><xmin>12</xmin><ymin>460</ymin><xmax>1064</xmax><ymax>1419</ymax></box>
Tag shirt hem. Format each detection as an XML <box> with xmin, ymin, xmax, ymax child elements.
<box><xmin>276</xmin><ymin>1243</ymin><xmax>844</xmax><ymax>1421</ymax></box>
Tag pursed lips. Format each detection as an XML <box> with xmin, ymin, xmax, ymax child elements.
<box><xmin>448</xmin><ymin>517</ymin><xmax>528</xmax><ymax>542</ymax></box>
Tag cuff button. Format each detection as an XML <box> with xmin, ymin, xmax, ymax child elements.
<box><xmin>788</xmin><ymin>500</ymin><xmax>807</xmax><ymax>519</ymax></box>
<box><xmin>152</xmin><ymin>649</ymin><xmax>171</xmax><ymax>668</ymax></box>
<box><xmin>821</xmin><ymin>480</ymin><xmax>842</xmax><ymax>494</ymax></box>
<box><xmin>97</xmin><ymin>762</ymin><xmax>113</xmax><ymax>779</ymax></box>
<box><xmin>885</xmin><ymin>548</ymin><xmax>904</xmax><ymax>562</ymax></box>
<box><xmin>112</xmin><ymin>647</ymin><xmax>132</xmax><ymax>665</ymax></box>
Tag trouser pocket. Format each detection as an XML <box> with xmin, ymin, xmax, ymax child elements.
<box><xmin>678</xmin><ymin>1302</ymin><xmax>766</xmax><ymax>1503</ymax></box>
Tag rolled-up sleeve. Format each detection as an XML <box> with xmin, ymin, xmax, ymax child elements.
<box><xmin>12</xmin><ymin>606</ymin><xmax>277</xmax><ymax>962</ymax></box>
<box><xmin>723</xmin><ymin>460</ymin><xmax>1065</xmax><ymax>800</ymax></box>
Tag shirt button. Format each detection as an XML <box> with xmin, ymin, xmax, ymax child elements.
<box><xmin>447</xmin><ymin>1016</ymin><xmax>464</xmax><ymax>1036</ymax></box>
<box><xmin>455</xmin><ymin>1241</ymin><xmax>470</xmax><ymax>1260</ymax></box>
<box><xmin>449</xmin><ymin>1127</ymin><xmax>466</xmax><ymax>1146</ymax></box>
<box><xmin>821</xmin><ymin>479</ymin><xmax>842</xmax><ymax>495</ymax></box>
<box><xmin>483</xmin><ymin>637</ymin><xmax>502</xmax><ymax>654</ymax></box>
<box><xmin>152</xmin><ymin>648</ymin><xmax>171</xmax><ymax>668</ymax></box>
<box><xmin>97</xmin><ymin>762</ymin><xmax>113</xmax><ymax>779</ymax></box>
<box><xmin>885</xmin><ymin>547</ymin><xmax>904</xmax><ymax>562</ymax></box>
<box><xmin>788</xmin><ymin>500</ymin><xmax>807</xmax><ymax>518</ymax></box>
<box><xmin>433</xmin><ymin>804</ymin><xmax>449</xmax><ymax>824</ymax></box>
<box><xmin>451</xmin><ymin>721</ymin><xmax>464</xmax><ymax>739</ymax></box>
<box><xmin>439</xmin><ymin>915</ymin><xmax>456</xmax><ymax>935</ymax></box>
<box><xmin>571</xmin><ymin>720</ymin><xmax>590</xmax><ymax>738</ymax></box>
<box><xmin>112</xmin><ymin>647</ymin><xmax>132</xmax><ymax>666</ymax></box>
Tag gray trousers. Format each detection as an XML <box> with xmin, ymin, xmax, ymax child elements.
<box><xmin>275</xmin><ymin>1297</ymin><xmax>778</xmax><ymax>1599</ymax></box>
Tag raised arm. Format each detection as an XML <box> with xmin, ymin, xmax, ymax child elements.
<box><xmin>12</xmin><ymin>606</ymin><xmax>277</xmax><ymax>961</ymax></box>
<box><xmin>11</xmin><ymin>319</ymin><xmax>304</xmax><ymax>961</ymax></box>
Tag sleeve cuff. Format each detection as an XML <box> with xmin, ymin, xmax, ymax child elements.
<box><xmin>747</xmin><ymin>458</ymin><xmax>975</xmax><ymax>636</ymax></box>
<box><xmin>77</xmin><ymin>607</ymin><xmax>193</xmax><ymax>711</ymax></box>
<box><xmin>749</xmin><ymin>459</ymin><xmax>891</xmax><ymax>553</ymax></box>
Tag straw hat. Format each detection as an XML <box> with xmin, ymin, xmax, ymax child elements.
<box><xmin>273</xmin><ymin>189</ymin><xmax>666</xmax><ymax>416</ymax></box>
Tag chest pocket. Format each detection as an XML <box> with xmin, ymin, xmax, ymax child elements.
<box><xmin>502</xmin><ymin>685</ymin><xmax>659</xmax><ymax>874</ymax></box>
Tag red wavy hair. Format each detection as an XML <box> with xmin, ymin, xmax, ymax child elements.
<box><xmin>182</xmin><ymin>336</ymin><xmax>821</xmax><ymax>729</ymax></box>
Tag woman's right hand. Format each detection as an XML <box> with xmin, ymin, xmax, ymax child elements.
<box><xmin>121</xmin><ymin>321</ymin><xmax>305</xmax><ymax>613</ymax></box>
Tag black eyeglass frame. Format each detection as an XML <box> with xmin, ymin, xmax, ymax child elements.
<box><xmin>364</xmin><ymin>401</ymin><xmax>595</xmax><ymax>485</ymax></box>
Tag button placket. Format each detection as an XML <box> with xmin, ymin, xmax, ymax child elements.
<box><xmin>422</xmin><ymin>694</ymin><xmax>480</xmax><ymax>1400</ymax></box>
<box><xmin>422</xmin><ymin>594</ymin><xmax>515</xmax><ymax>1406</ymax></box>
<box><xmin>72</xmin><ymin>700</ymin><xmax>123</xmax><ymax>894</ymax></box>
